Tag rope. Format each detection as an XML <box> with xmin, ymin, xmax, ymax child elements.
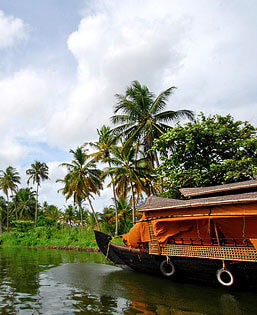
<box><xmin>105</xmin><ymin>234</ymin><xmax>123</xmax><ymax>259</ymax></box>
<box><xmin>242</xmin><ymin>208</ymin><xmax>246</xmax><ymax>238</ymax></box>
<box><xmin>106</xmin><ymin>241</ymin><xmax>111</xmax><ymax>259</ymax></box>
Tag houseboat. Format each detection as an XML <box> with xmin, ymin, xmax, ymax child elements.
<box><xmin>95</xmin><ymin>180</ymin><xmax>257</xmax><ymax>288</ymax></box>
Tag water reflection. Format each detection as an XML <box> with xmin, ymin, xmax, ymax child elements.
<box><xmin>0</xmin><ymin>248</ymin><xmax>256</xmax><ymax>314</ymax></box>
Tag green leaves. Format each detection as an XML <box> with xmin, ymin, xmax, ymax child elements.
<box><xmin>152</xmin><ymin>114</ymin><xmax>257</xmax><ymax>198</ymax></box>
<box><xmin>110</xmin><ymin>80</ymin><xmax>194</xmax><ymax>165</ymax></box>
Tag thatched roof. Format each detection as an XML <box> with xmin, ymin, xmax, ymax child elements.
<box><xmin>179</xmin><ymin>180</ymin><xmax>257</xmax><ymax>198</ymax></box>
<box><xmin>139</xmin><ymin>192</ymin><xmax>257</xmax><ymax>212</ymax></box>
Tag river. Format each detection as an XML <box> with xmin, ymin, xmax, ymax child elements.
<box><xmin>0</xmin><ymin>247</ymin><xmax>256</xmax><ymax>314</ymax></box>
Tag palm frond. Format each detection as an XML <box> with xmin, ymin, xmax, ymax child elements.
<box><xmin>149</xmin><ymin>86</ymin><xmax>176</xmax><ymax>114</ymax></box>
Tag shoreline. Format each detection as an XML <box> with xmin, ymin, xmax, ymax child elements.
<box><xmin>36</xmin><ymin>245</ymin><xmax>100</xmax><ymax>252</ymax></box>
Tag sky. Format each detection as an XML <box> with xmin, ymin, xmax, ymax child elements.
<box><xmin>0</xmin><ymin>0</ymin><xmax>257</xmax><ymax>211</ymax></box>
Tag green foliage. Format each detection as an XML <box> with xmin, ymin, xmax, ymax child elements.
<box><xmin>12</xmin><ymin>220</ymin><xmax>34</xmax><ymax>232</ymax></box>
<box><xmin>152</xmin><ymin>114</ymin><xmax>257</xmax><ymax>198</ymax></box>
<box><xmin>0</xmin><ymin>226</ymin><xmax>98</xmax><ymax>248</ymax></box>
<box><xmin>111</xmin><ymin>80</ymin><xmax>194</xmax><ymax>159</ymax></box>
<box><xmin>37</xmin><ymin>215</ymin><xmax>57</xmax><ymax>227</ymax></box>
<box><xmin>58</xmin><ymin>146</ymin><xmax>102</xmax><ymax>229</ymax></box>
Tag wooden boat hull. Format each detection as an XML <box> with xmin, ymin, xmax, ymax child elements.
<box><xmin>95</xmin><ymin>231</ymin><xmax>257</xmax><ymax>289</ymax></box>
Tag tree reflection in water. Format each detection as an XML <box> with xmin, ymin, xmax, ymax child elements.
<box><xmin>0</xmin><ymin>248</ymin><xmax>256</xmax><ymax>314</ymax></box>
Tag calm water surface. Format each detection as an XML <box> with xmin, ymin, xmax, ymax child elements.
<box><xmin>0</xmin><ymin>247</ymin><xmax>257</xmax><ymax>314</ymax></box>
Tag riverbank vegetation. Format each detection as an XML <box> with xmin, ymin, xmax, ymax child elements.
<box><xmin>0</xmin><ymin>80</ymin><xmax>256</xmax><ymax>248</ymax></box>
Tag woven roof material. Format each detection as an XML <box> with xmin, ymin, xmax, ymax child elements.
<box><xmin>179</xmin><ymin>180</ymin><xmax>257</xmax><ymax>198</ymax></box>
<box><xmin>139</xmin><ymin>192</ymin><xmax>257</xmax><ymax>212</ymax></box>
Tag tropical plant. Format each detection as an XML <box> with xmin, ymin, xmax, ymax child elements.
<box><xmin>62</xmin><ymin>204</ymin><xmax>76</xmax><ymax>226</ymax></box>
<box><xmin>0</xmin><ymin>166</ymin><xmax>21</xmax><ymax>231</ymax></box>
<box><xmin>88</xmin><ymin>125</ymin><xmax>120</xmax><ymax>235</ymax></box>
<box><xmin>44</xmin><ymin>204</ymin><xmax>61</xmax><ymax>222</ymax></box>
<box><xmin>26</xmin><ymin>161</ymin><xmax>49</xmax><ymax>225</ymax></box>
<box><xmin>103</xmin><ymin>143</ymin><xmax>154</xmax><ymax>224</ymax></box>
<box><xmin>111</xmin><ymin>80</ymin><xmax>194</xmax><ymax>167</ymax></box>
<box><xmin>0</xmin><ymin>196</ymin><xmax>7</xmax><ymax>234</ymax></box>
<box><xmin>58</xmin><ymin>147</ymin><xmax>102</xmax><ymax>230</ymax></box>
<box><xmin>151</xmin><ymin>113</ymin><xmax>257</xmax><ymax>198</ymax></box>
<box><xmin>12</xmin><ymin>188</ymin><xmax>37</xmax><ymax>220</ymax></box>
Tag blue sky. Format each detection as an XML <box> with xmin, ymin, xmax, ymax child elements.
<box><xmin>0</xmin><ymin>0</ymin><xmax>257</xmax><ymax>210</ymax></box>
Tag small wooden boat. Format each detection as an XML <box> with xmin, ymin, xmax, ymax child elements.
<box><xmin>95</xmin><ymin>180</ymin><xmax>257</xmax><ymax>288</ymax></box>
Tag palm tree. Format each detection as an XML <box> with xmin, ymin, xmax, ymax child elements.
<box><xmin>12</xmin><ymin>188</ymin><xmax>37</xmax><ymax>220</ymax></box>
<box><xmin>44</xmin><ymin>205</ymin><xmax>61</xmax><ymax>222</ymax></box>
<box><xmin>26</xmin><ymin>161</ymin><xmax>49</xmax><ymax>225</ymax></box>
<box><xmin>0</xmin><ymin>196</ymin><xmax>7</xmax><ymax>234</ymax></box>
<box><xmin>58</xmin><ymin>147</ymin><xmax>102</xmax><ymax>230</ymax></box>
<box><xmin>103</xmin><ymin>143</ymin><xmax>154</xmax><ymax>224</ymax></box>
<box><xmin>62</xmin><ymin>204</ymin><xmax>76</xmax><ymax>226</ymax></box>
<box><xmin>0</xmin><ymin>166</ymin><xmax>21</xmax><ymax>231</ymax></box>
<box><xmin>88</xmin><ymin>125</ymin><xmax>120</xmax><ymax>235</ymax></box>
<box><xmin>111</xmin><ymin>80</ymin><xmax>194</xmax><ymax>167</ymax></box>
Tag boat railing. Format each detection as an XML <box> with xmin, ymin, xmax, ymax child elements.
<box><xmin>166</xmin><ymin>237</ymin><xmax>253</xmax><ymax>247</ymax></box>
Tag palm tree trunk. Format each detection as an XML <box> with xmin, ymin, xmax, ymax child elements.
<box><xmin>78</xmin><ymin>202</ymin><xmax>83</xmax><ymax>227</ymax></box>
<box><xmin>87</xmin><ymin>197</ymin><xmax>101</xmax><ymax>231</ymax></box>
<box><xmin>13</xmin><ymin>194</ymin><xmax>18</xmax><ymax>220</ymax></box>
<box><xmin>0</xmin><ymin>210</ymin><xmax>2</xmax><ymax>235</ymax></box>
<box><xmin>130</xmin><ymin>179</ymin><xmax>136</xmax><ymax>225</ymax></box>
<box><xmin>153</xmin><ymin>151</ymin><xmax>163</xmax><ymax>193</ymax></box>
<box><xmin>35</xmin><ymin>184</ymin><xmax>39</xmax><ymax>225</ymax></box>
<box><xmin>109</xmin><ymin>162</ymin><xmax>119</xmax><ymax>236</ymax></box>
<box><xmin>6</xmin><ymin>194</ymin><xmax>9</xmax><ymax>232</ymax></box>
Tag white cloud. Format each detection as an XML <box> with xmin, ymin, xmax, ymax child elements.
<box><xmin>46</xmin><ymin>0</ymin><xmax>257</xmax><ymax>150</ymax></box>
<box><xmin>0</xmin><ymin>137</ymin><xmax>30</xmax><ymax>170</ymax></box>
<box><xmin>0</xmin><ymin>70</ymin><xmax>48</xmax><ymax>128</ymax></box>
<box><xmin>47</xmin><ymin>0</ymin><xmax>187</xmax><ymax>147</ymax></box>
<box><xmin>0</xmin><ymin>69</ymin><xmax>65</xmax><ymax>168</ymax></box>
<box><xmin>0</xmin><ymin>10</ymin><xmax>27</xmax><ymax>48</ymax></box>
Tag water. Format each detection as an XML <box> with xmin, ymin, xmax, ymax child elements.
<box><xmin>0</xmin><ymin>248</ymin><xmax>256</xmax><ymax>314</ymax></box>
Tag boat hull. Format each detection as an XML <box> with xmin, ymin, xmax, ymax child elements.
<box><xmin>94</xmin><ymin>231</ymin><xmax>257</xmax><ymax>288</ymax></box>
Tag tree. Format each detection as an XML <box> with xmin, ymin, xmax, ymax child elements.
<box><xmin>26</xmin><ymin>161</ymin><xmax>49</xmax><ymax>225</ymax></box>
<box><xmin>152</xmin><ymin>114</ymin><xmax>257</xmax><ymax>198</ymax></box>
<box><xmin>58</xmin><ymin>147</ymin><xmax>102</xmax><ymax>230</ymax></box>
<box><xmin>0</xmin><ymin>166</ymin><xmax>21</xmax><ymax>231</ymax></box>
<box><xmin>111</xmin><ymin>80</ymin><xmax>194</xmax><ymax>167</ymax></box>
<box><xmin>88</xmin><ymin>125</ymin><xmax>120</xmax><ymax>235</ymax></box>
<box><xmin>62</xmin><ymin>204</ymin><xmax>76</xmax><ymax>226</ymax></box>
<box><xmin>12</xmin><ymin>188</ymin><xmax>37</xmax><ymax>220</ymax></box>
<box><xmin>0</xmin><ymin>196</ymin><xmax>7</xmax><ymax>234</ymax></box>
<box><xmin>103</xmin><ymin>143</ymin><xmax>155</xmax><ymax>224</ymax></box>
<box><xmin>44</xmin><ymin>204</ymin><xmax>61</xmax><ymax>222</ymax></box>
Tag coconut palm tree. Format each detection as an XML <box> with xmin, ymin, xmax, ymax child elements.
<box><xmin>58</xmin><ymin>147</ymin><xmax>102</xmax><ymax>230</ymax></box>
<box><xmin>0</xmin><ymin>196</ymin><xmax>7</xmax><ymax>234</ymax></box>
<box><xmin>111</xmin><ymin>80</ymin><xmax>194</xmax><ymax>167</ymax></box>
<box><xmin>12</xmin><ymin>188</ymin><xmax>37</xmax><ymax>220</ymax></box>
<box><xmin>88</xmin><ymin>125</ymin><xmax>120</xmax><ymax>235</ymax></box>
<box><xmin>44</xmin><ymin>205</ymin><xmax>61</xmax><ymax>222</ymax></box>
<box><xmin>26</xmin><ymin>161</ymin><xmax>49</xmax><ymax>225</ymax></box>
<box><xmin>0</xmin><ymin>166</ymin><xmax>21</xmax><ymax>231</ymax></box>
<box><xmin>103</xmin><ymin>143</ymin><xmax>154</xmax><ymax>224</ymax></box>
<box><xmin>62</xmin><ymin>204</ymin><xmax>76</xmax><ymax>226</ymax></box>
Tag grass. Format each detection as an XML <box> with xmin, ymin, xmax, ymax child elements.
<box><xmin>0</xmin><ymin>225</ymin><xmax>126</xmax><ymax>248</ymax></box>
<box><xmin>0</xmin><ymin>226</ymin><xmax>98</xmax><ymax>248</ymax></box>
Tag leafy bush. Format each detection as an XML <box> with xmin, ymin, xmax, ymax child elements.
<box><xmin>12</xmin><ymin>220</ymin><xmax>34</xmax><ymax>232</ymax></box>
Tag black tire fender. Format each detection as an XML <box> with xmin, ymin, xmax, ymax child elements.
<box><xmin>216</xmin><ymin>268</ymin><xmax>234</xmax><ymax>287</ymax></box>
<box><xmin>160</xmin><ymin>259</ymin><xmax>176</xmax><ymax>277</ymax></box>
